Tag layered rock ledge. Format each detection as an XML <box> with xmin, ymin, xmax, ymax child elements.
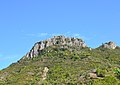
<box><xmin>24</xmin><ymin>35</ymin><xmax>87</xmax><ymax>59</ymax></box>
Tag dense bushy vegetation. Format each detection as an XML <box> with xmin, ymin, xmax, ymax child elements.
<box><xmin>0</xmin><ymin>44</ymin><xmax>120</xmax><ymax>85</ymax></box>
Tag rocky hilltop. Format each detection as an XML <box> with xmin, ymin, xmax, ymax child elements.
<box><xmin>1</xmin><ymin>35</ymin><xmax>120</xmax><ymax>85</ymax></box>
<box><xmin>24</xmin><ymin>36</ymin><xmax>119</xmax><ymax>59</ymax></box>
<box><xmin>100</xmin><ymin>41</ymin><xmax>117</xmax><ymax>49</ymax></box>
<box><xmin>24</xmin><ymin>35</ymin><xmax>87</xmax><ymax>59</ymax></box>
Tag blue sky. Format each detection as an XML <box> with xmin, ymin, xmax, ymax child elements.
<box><xmin>0</xmin><ymin>0</ymin><xmax>120</xmax><ymax>69</ymax></box>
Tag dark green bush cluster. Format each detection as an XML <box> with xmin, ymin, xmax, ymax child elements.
<box><xmin>92</xmin><ymin>76</ymin><xmax>119</xmax><ymax>85</ymax></box>
<box><xmin>115</xmin><ymin>68</ymin><xmax>120</xmax><ymax>79</ymax></box>
<box><xmin>96</xmin><ymin>68</ymin><xmax>106</xmax><ymax>77</ymax></box>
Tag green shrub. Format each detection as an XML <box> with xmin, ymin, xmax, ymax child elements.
<box><xmin>115</xmin><ymin>68</ymin><xmax>120</xmax><ymax>76</ymax></box>
<box><xmin>92</xmin><ymin>76</ymin><xmax>118</xmax><ymax>85</ymax></box>
<box><xmin>96</xmin><ymin>68</ymin><xmax>106</xmax><ymax>77</ymax></box>
<box><xmin>115</xmin><ymin>68</ymin><xmax>120</xmax><ymax>79</ymax></box>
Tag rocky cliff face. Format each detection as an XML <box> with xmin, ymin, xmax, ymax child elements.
<box><xmin>101</xmin><ymin>41</ymin><xmax>116</xmax><ymax>49</ymax></box>
<box><xmin>24</xmin><ymin>35</ymin><xmax>87</xmax><ymax>59</ymax></box>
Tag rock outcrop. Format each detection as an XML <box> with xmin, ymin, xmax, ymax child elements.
<box><xmin>24</xmin><ymin>35</ymin><xmax>87</xmax><ymax>59</ymax></box>
<box><xmin>41</xmin><ymin>67</ymin><xmax>49</xmax><ymax>80</ymax></box>
<box><xmin>101</xmin><ymin>41</ymin><xmax>116</xmax><ymax>49</ymax></box>
<box><xmin>89</xmin><ymin>73</ymin><xmax>98</xmax><ymax>79</ymax></box>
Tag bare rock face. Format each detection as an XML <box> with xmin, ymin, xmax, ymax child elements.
<box><xmin>88</xmin><ymin>73</ymin><xmax>98</xmax><ymax>79</ymax></box>
<box><xmin>101</xmin><ymin>41</ymin><xmax>116</xmax><ymax>49</ymax></box>
<box><xmin>41</xmin><ymin>67</ymin><xmax>49</xmax><ymax>80</ymax></box>
<box><xmin>24</xmin><ymin>35</ymin><xmax>87</xmax><ymax>59</ymax></box>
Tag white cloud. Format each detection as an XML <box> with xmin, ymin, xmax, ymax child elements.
<box><xmin>26</xmin><ymin>33</ymin><xmax>35</xmax><ymax>36</ymax></box>
<box><xmin>26</xmin><ymin>32</ymin><xmax>90</xmax><ymax>41</ymax></box>
<box><xmin>50</xmin><ymin>33</ymin><xmax>63</xmax><ymax>36</ymax></box>
<box><xmin>0</xmin><ymin>54</ymin><xmax>22</xmax><ymax>62</ymax></box>
<box><xmin>72</xmin><ymin>33</ymin><xmax>81</xmax><ymax>37</ymax></box>
<box><xmin>26</xmin><ymin>33</ymin><xmax>49</xmax><ymax>37</ymax></box>
<box><xmin>38</xmin><ymin>33</ymin><xmax>48</xmax><ymax>37</ymax></box>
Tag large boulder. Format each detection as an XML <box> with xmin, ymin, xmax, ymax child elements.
<box><xmin>41</xmin><ymin>67</ymin><xmax>49</xmax><ymax>80</ymax></box>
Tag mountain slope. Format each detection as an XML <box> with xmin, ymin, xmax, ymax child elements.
<box><xmin>0</xmin><ymin>36</ymin><xmax>120</xmax><ymax>85</ymax></box>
